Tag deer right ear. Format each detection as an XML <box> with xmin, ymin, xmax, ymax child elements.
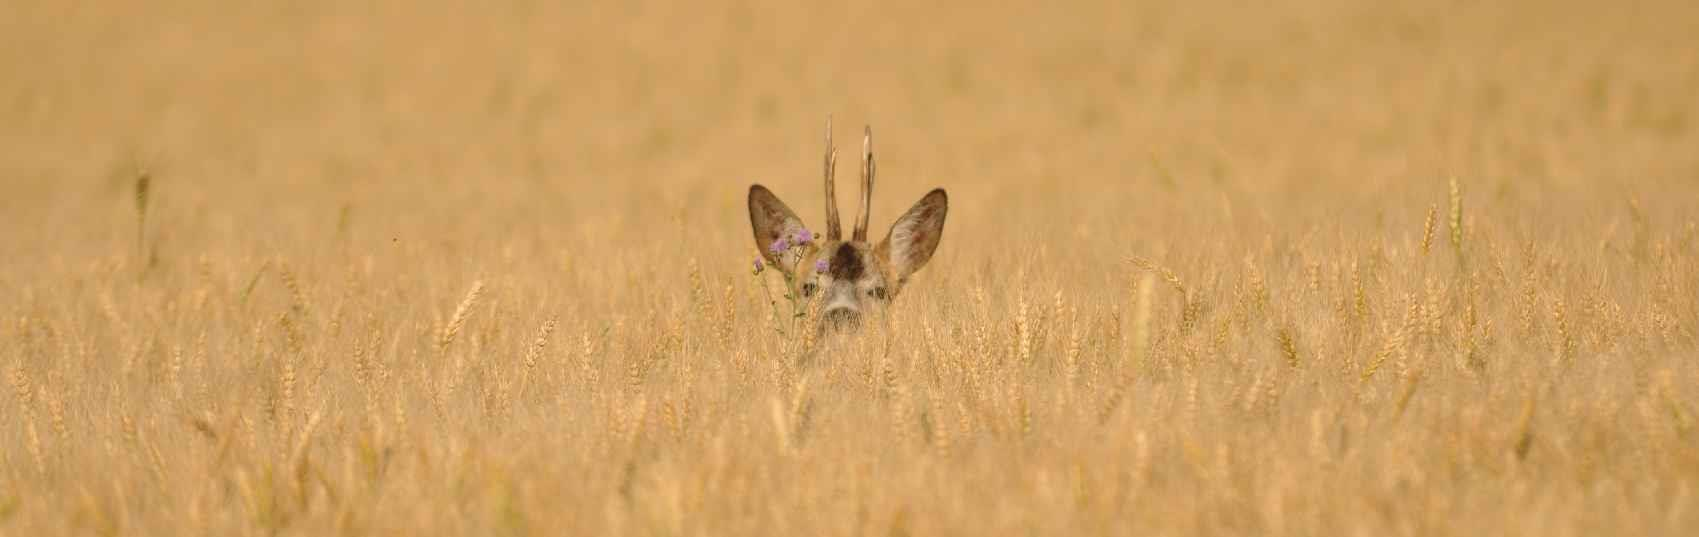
<box><xmin>877</xmin><ymin>188</ymin><xmax>948</xmax><ymax>286</ymax></box>
<box><xmin>749</xmin><ymin>184</ymin><xmax>809</xmax><ymax>272</ymax></box>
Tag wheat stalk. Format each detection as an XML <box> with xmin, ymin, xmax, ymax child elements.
<box><xmin>1512</xmin><ymin>396</ymin><xmax>1537</xmax><ymax>460</ymax></box>
<box><xmin>134</xmin><ymin>169</ymin><xmax>151</xmax><ymax>262</ymax></box>
<box><xmin>1420</xmin><ymin>204</ymin><xmax>1437</xmax><ymax>256</ymax></box>
<box><xmin>522</xmin><ymin>315</ymin><xmax>559</xmax><ymax>372</ymax></box>
<box><xmin>438</xmin><ymin>280</ymin><xmax>486</xmax><ymax>353</ymax></box>
<box><xmin>1276</xmin><ymin>325</ymin><xmax>1300</xmax><ymax>369</ymax></box>
<box><xmin>1015</xmin><ymin>295</ymin><xmax>1032</xmax><ymax>365</ymax></box>
<box><xmin>1551</xmin><ymin>297</ymin><xmax>1574</xmax><ymax>367</ymax></box>
<box><xmin>279</xmin><ymin>263</ymin><xmax>310</xmax><ymax>318</ymax></box>
<box><xmin>1448</xmin><ymin>175</ymin><xmax>1465</xmax><ymax>264</ymax></box>
<box><xmin>518</xmin><ymin>315</ymin><xmax>559</xmax><ymax>397</ymax></box>
<box><xmin>1130</xmin><ymin>273</ymin><xmax>1155</xmax><ymax>371</ymax></box>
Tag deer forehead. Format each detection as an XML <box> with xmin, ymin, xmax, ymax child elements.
<box><xmin>804</xmin><ymin>242</ymin><xmax>888</xmax><ymax>285</ymax></box>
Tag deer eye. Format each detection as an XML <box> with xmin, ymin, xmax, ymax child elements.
<box><xmin>869</xmin><ymin>287</ymin><xmax>888</xmax><ymax>300</ymax></box>
<box><xmin>802</xmin><ymin>282</ymin><xmax>818</xmax><ymax>297</ymax></box>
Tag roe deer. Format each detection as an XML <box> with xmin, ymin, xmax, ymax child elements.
<box><xmin>748</xmin><ymin>119</ymin><xmax>948</xmax><ymax>334</ymax></box>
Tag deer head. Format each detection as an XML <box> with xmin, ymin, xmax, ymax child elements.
<box><xmin>749</xmin><ymin>119</ymin><xmax>948</xmax><ymax>334</ymax></box>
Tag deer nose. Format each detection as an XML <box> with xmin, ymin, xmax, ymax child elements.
<box><xmin>822</xmin><ymin>307</ymin><xmax>862</xmax><ymax>332</ymax></box>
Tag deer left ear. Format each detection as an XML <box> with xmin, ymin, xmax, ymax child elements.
<box><xmin>877</xmin><ymin>188</ymin><xmax>948</xmax><ymax>285</ymax></box>
<box><xmin>749</xmin><ymin>184</ymin><xmax>810</xmax><ymax>272</ymax></box>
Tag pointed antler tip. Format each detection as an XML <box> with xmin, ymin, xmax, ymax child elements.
<box><xmin>823</xmin><ymin>116</ymin><xmax>844</xmax><ymax>240</ymax></box>
<box><xmin>852</xmin><ymin>125</ymin><xmax>874</xmax><ymax>241</ymax></box>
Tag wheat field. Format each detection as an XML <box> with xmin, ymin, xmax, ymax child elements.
<box><xmin>3</xmin><ymin>0</ymin><xmax>1698</xmax><ymax>535</ymax></box>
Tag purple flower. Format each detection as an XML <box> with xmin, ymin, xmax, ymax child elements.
<box><xmin>794</xmin><ymin>229</ymin><xmax>814</xmax><ymax>244</ymax></box>
<box><xmin>768</xmin><ymin>237</ymin><xmax>789</xmax><ymax>255</ymax></box>
<box><xmin>752</xmin><ymin>257</ymin><xmax>765</xmax><ymax>274</ymax></box>
<box><xmin>814</xmin><ymin>259</ymin><xmax>829</xmax><ymax>274</ymax></box>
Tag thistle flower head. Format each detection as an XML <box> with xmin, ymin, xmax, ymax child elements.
<box><xmin>814</xmin><ymin>259</ymin><xmax>829</xmax><ymax>274</ymax></box>
<box><xmin>752</xmin><ymin>257</ymin><xmax>765</xmax><ymax>275</ymax></box>
<box><xmin>794</xmin><ymin>228</ymin><xmax>814</xmax><ymax>245</ymax></box>
<box><xmin>768</xmin><ymin>237</ymin><xmax>790</xmax><ymax>256</ymax></box>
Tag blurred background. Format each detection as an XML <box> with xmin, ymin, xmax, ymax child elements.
<box><xmin>2</xmin><ymin>0</ymin><xmax>1696</xmax><ymax>277</ymax></box>
<box><xmin>3</xmin><ymin>3</ymin><xmax>1699</xmax><ymax>534</ymax></box>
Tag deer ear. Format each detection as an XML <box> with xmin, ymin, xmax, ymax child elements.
<box><xmin>878</xmin><ymin>188</ymin><xmax>948</xmax><ymax>285</ymax></box>
<box><xmin>749</xmin><ymin>184</ymin><xmax>809</xmax><ymax>272</ymax></box>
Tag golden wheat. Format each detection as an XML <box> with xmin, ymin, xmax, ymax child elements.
<box><xmin>438</xmin><ymin>280</ymin><xmax>485</xmax><ymax>353</ymax></box>
<box><xmin>3</xmin><ymin>1</ymin><xmax>1697</xmax><ymax>535</ymax></box>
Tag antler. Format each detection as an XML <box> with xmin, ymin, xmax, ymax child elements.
<box><xmin>823</xmin><ymin>117</ymin><xmax>842</xmax><ymax>241</ymax></box>
<box><xmin>853</xmin><ymin>125</ymin><xmax>875</xmax><ymax>241</ymax></box>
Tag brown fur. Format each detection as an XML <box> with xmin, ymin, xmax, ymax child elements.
<box><xmin>747</xmin><ymin>122</ymin><xmax>949</xmax><ymax>333</ymax></box>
